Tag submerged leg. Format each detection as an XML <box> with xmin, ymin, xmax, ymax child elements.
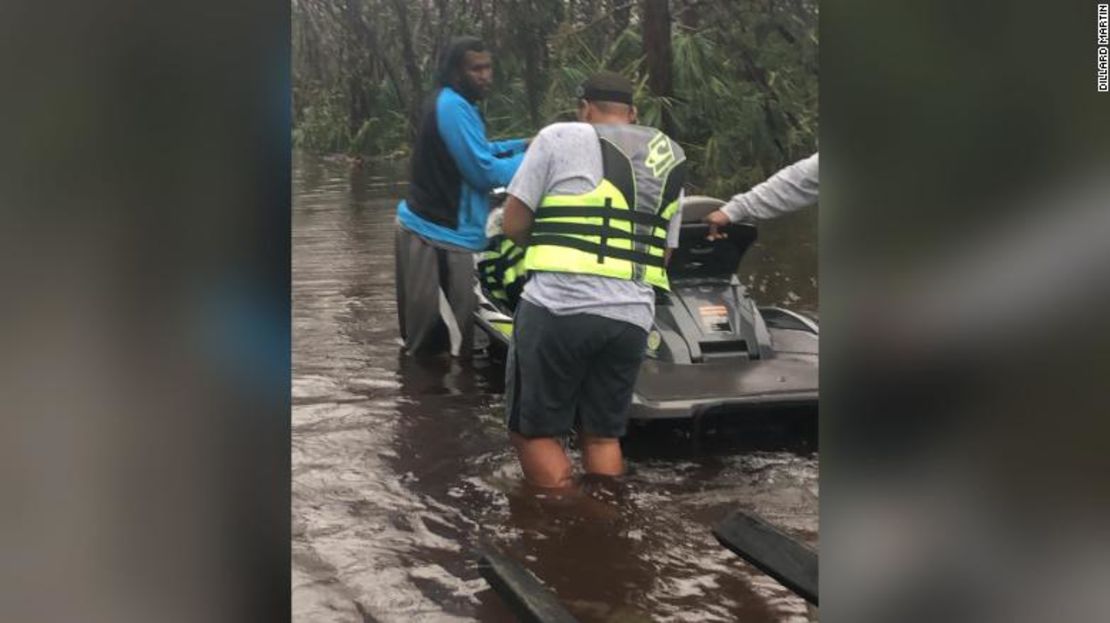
<box><xmin>509</xmin><ymin>432</ymin><xmax>574</xmax><ymax>490</ymax></box>
<box><xmin>576</xmin><ymin>319</ymin><xmax>645</xmax><ymax>478</ymax></box>
<box><xmin>580</xmin><ymin>434</ymin><xmax>623</xmax><ymax>477</ymax></box>
<box><xmin>440</xmin><ymin>246</ymin><xmax>479</xmax><ymax>360</ymax></box>
<box><xmin>396</xmin><ymin>228</ymin><xmax>449</xmax><ymax>356</ymax></box>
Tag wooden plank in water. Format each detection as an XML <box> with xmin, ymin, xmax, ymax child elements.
<box><xmin>712</xmin><ymin>510</ymin><xmax>819</xmax><ymax>605</ymax></box>
<box><xmin>476</xmin><ymin>548</ymin><xmax>579</xmax><ymax>623</ymax></box>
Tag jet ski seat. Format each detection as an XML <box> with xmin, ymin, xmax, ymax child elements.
<box><xmin>669</xmin><ymin>196</ymin><xmax>758</xmax><ymax>282</ymax></box>
<box><xmin>680</xmin><ymin>195</ymin><xmax>728</xmax><ymax>222</ymax></box>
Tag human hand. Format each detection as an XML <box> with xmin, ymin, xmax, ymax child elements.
<box><xmin>703</xmin><ymin>209</ymin><xmax>731</xmax><ymax>240</ymax></box>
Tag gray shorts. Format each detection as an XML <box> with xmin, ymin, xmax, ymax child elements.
<box><xmin>506</xmin><ymin>300</ymin><xmax>648</xmax><ymax>438</ymax></box>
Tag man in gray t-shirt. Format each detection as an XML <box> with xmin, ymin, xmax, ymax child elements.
<box><xmin>505</xmin><ymin>123</ymin><xmax>683</xmax><ymax>333</ymax></box>
<box><xmin>499</xmin><ymin>71</ymin><xmax>685</xmax><ymax>489</ymax></box>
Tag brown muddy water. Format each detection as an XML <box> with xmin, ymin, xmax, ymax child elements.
<box><xmin>292</xmin><ymin>152</ymin><xmax>819</xmax><ymax>622</ymax></box>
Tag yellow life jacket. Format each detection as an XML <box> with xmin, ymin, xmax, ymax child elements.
<box><xmin>522</xmin><ymin>124</ymin><xmax>686</xmax><ymax>290</ymax></box>
<box><xmin>477</xmin><ymin>233</ymin><xmax>525</xmax><ymax>310</ymax></box>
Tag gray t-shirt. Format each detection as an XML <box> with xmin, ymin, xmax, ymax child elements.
<box><xmin>506</xmin><ymin>122</ymin><xmax>683</xmax><ymax>333</ymax></box>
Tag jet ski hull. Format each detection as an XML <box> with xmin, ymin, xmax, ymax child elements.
<box><xmin>629</xmin><ymin>348</ymin><xmax>818</xmax><ymax>420</ymax></box>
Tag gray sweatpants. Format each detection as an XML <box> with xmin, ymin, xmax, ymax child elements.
<box><xmin>394</xmin><ymin>224</ymin><xmax>478</xmax><ymax>359</ymax></box>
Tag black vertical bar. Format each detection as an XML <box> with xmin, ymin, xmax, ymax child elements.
<box><xmin>476</xmin><ymin>549</ymin><xmax>580</xmax><ymax>623</ymax></box>
<box><xmin>712</xmin><ymin>510</ymin><xmax>819</xmax><ymax>605</ymax></box>
<box><xmin>598</xmin><ymin>197</ymin><xmax>610</xmax><ymax>263</ymax></box>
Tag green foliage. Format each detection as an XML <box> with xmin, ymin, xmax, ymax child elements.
<box><xmin>292</xmin><ymin>89</ymin><xmax>349</xmax><ymax>153</ymax></box>
<box><xmin>292</xmin><ymin>0</ymin><xmax>818</xmax><ymax>189</ymax></box>
<box><xmin>350</xmin><ymin>110</ymin><xmax>412</xmax><ymax>157</ymax></box>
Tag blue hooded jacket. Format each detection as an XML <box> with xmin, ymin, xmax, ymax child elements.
<box><xmin>397</xmin><ymin>86</ymin><xmax>526</xmax><ymax>251</ymax></box>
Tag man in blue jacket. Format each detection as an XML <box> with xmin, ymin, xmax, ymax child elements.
<box><xmin>394</xmin><ymin>36</ymin><xmax>527</xmax><ymax>359</ymax></box>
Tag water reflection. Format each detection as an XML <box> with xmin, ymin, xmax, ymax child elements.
<box><xmin>742</xmin><ymin>208</ymin><xmax>819</xmax><ymax>315</ymax></box>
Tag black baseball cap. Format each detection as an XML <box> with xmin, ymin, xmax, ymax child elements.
<box><xmin>576</xmin><ymin>71</ymin><xmax>634</xmax><ymax>105</ymax></box>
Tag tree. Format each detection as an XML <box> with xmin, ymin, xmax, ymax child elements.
<box><xmin>641</xmin><ymin>0</ymin><xmax>674</xmax><ymax>135</ymax></box>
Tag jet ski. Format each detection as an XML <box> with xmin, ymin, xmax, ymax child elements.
<box><xmin>474</xmin><ymin>195</ymin><xmax>818</xmax><ymax>420</ymax></box>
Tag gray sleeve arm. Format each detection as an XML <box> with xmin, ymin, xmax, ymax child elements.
<box><xmin>721</xmin><ymin>152</ymin><xmax>819</xmax><ymax>222</ymax></box>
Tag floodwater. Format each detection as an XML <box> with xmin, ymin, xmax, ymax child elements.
<box><xmin>292</xmin><ymin>152</ymin><xmax>819</xmax><ymax>622</ymax></box>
